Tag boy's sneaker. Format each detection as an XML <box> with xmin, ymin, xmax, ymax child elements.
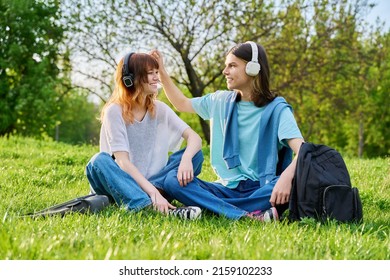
<box><xmin>169</xmin><ymin>206</ymin><xmax>201</xmax><ymax>220</ymax></box>
<box><xmin>247</xmin><ymin>207</ymin><xmax>279</xmax><ymax>222</ymax></box>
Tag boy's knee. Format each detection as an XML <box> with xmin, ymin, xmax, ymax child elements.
<box><xmin>163</xmin><ymin>170</ymin><xmax>181</xmax><ymax>192</ymax></box>
<box><xmin>192</xmin><ymin>150</ymin><xmax>204</xmax><ymax>175</ymax></box>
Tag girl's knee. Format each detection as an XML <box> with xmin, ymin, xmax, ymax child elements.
<box><xmin>88</xmin><ymin>152</ymin><xmax>112</xmax><ymax>167</ymax></box>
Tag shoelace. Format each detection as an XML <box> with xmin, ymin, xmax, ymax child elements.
<box><xmin>171</xmin><ymin>207</ymin><xmax>193</xmax><ymax>219</ymax></box>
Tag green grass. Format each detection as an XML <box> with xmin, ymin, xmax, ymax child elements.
<box><xmin>0</xmin><ymin>136</ymin><xmax>389</xmax><ymax>260</ymax></box>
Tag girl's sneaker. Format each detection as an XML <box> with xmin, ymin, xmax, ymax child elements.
<box><xmin>169</xmin><ymin>206</ymin><xmax>202</xmax><ymax>220</ymax></box>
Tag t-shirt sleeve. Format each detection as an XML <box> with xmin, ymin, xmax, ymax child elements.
<box><xmin>101</xmin><ymin>104</ymin><xmax>130</xmax><ymax>154</ymax></box>
<box><xmin>278</xmin><ymin>107</ymin><xmax>303</xmax><ymax>147</ymax></box>
<box><xmin>191</xmin><ymin>93</ymin><xmax>213</xmax><ymax>120</ymax></box>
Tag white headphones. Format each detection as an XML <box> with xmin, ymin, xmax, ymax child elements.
<box><xmin>245</xmin><ymin>41</ymin><xmax>261</xmax><ymax>76</ymax></box>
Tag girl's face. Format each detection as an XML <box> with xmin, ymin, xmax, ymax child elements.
<box><xmin>143</xmin><ymin>68</ymin><xmax>160</xmax><ymax>95</ymax></box>
<box><xmin>222</xmin><ymin>53</ymin><xmax>253</xmax><ymax>98</ymax></box>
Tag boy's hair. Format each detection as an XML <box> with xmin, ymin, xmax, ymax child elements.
<box><xmin>229</xmin><ymin>42</ymin><xmax>277</xmax><ymax>107</ymax></box>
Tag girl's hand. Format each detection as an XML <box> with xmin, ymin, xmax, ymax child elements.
<box><xmin>150</xmin><ymin>190</ymin><xmax>176</xmax><ymax>214</ymax></box>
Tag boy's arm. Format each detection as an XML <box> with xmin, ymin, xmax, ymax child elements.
<box><xmin>151</xmin><ymin>49</ymin><xmax>195</xmax><ymax>113</ymax></box>
<box><xmin>270</xmin><ymin>138</ymin><xmax>304</xmax><ymax>206</ymax></box>
<box><xmin>177</xmin><ymin>128</ymin><xmax>202</xmax><ymax>186</ymax></box>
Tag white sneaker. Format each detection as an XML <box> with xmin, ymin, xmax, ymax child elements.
<box><xmin>169</xmin><ymin>206</ymin><xmax>201</xmax><ymax>220</ymax></box>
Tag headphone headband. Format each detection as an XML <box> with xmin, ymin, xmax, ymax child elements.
<box><xmin>244</xmin><ymin>41</ymin><xmax>261</xmax><ymax>76</ymax></box>
<box><xmin>248</xmin><ymin>41</ymin><xmax>259</xmax><ymax>63</ymax></box>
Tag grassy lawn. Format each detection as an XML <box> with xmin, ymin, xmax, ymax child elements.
<box><xmin>0</xmin><ymin>136</ymin><xmax>389</xmax><ymax>260</ymax></box>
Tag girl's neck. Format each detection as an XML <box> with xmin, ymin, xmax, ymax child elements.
<box><xmin>132</xmin><ymin>104</ymin><xmax>147</xmax><ymax>122</ymax></box>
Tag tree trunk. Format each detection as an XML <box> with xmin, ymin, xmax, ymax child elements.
<box><xmin>358</xmin><ymin>113</ymin><xmax>364</xmax><ymax>158</ymax></box>
<box><xmin>199</xmin><ymin>117</ymin><xmax>210</xmax><ymax>144</ymax></box>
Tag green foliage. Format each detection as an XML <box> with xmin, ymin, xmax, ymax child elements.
<box><xmin>359</xmin><ymin>32</ymin><xmax>390</xmax><ymax>157</ymax></box>
<box><xmin>0</xmin><ymin>0</ymin><xmax>388</xmax><ymax>154</ymax></box>
<box><xmin>0</xmin><ymin>137</ymin><xmax>389</xmax><ymax>260</ymax></box>
<box><xmin>62</xmin><ymin>0</ymin><xmax>389</xmax><ymax>157</ymax></box>
<box><xmin>55</xmin><ymin>91</ymin><xmax>101</xmax><ymax>145</ymax></box>
<box><xmin>235</xmin><ymin>0</ymin><xmax>390</xmax><ymax>157</ymax></box>
<box><xmin>0</xmin><ymin>0</ymin><xmax>65</xmax><ymax>137</ymax></box>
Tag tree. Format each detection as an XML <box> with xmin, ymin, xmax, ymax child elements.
<box><xmin>63</xmin><ymin>0</ymin><xmax>388</xmax><ymax>156</ymax></box>
<box><xmin>236</xmin><ymin>0</ymin><xmax>388</xmax><ymax>157</ymax></box>
<box><xmin>63</xmin><ymin>0</ymin><xmax>246</xmax><ymax>142</ymax></box>
<box><xmin>55</xmin><ymin>90</ymin><xmax>101</xmax><ymax>145</ymax></box>
<box><xmin>0</xmin><ymin>0</ymin><xmax>65</xmax><ymax>137</ymax></box>
<box><xmin>352</xmin><ymin>30</ymin><xmax>390</xmax><ymax>157</ymax></box>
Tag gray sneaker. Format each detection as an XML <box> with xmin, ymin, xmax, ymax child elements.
<box><xmin>169</xmin><ymin>206</ymin><xmax>201</xmax><ymax>220</ymax></box>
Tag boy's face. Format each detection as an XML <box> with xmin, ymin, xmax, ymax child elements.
<box><xmin>223</xmin><ymin>53</ymin><xmax>252</xmax><ymax>96</ymax></box>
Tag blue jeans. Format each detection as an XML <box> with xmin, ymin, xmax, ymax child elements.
<box><xmin>163</xmin><ymin>171</ymin><xmax>278</xmax><ymax>220</ymax></box>
<box><xmin>85</xmin><ymin>148</ymin><xmax>204</xmax><ymax>211</ymax></box>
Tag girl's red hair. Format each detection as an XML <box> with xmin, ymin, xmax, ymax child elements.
<box><xmin>101</xmin><ymin>53</ymin><xmax>158</xmax><ymax>123</ymax></box>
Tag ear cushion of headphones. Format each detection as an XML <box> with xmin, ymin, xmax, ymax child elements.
<box><xmin>122</xmin><ymin>52</ymin><xmax>134</xmax><ymax>88</ymax></box>
<box><xmin>246</xmin><ymin>61</ymin><xmax>261</xmax><ymax>76</ymax></box>
<box><xmin>122</xmin><ymin>73</ymin><xmax>134</xmax><ymax>88</ymax></box>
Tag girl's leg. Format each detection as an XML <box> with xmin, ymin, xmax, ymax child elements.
<box><xmin>85</xmin><ymin>152</ymin><xmax>151</xmax><ymax>211</ymax></box>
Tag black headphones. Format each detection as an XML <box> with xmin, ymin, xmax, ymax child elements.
<box><xmin>122</xmin><ymin>52</ymin><xmax>134</xmax><ymax>88</ymax></box>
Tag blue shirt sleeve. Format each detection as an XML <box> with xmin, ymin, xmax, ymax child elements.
<box><xmin>278</xmin><ymin>107</ymin><xmax>303</xmax><ymax>147</ymax></box>
<box><xmin>191</xmin><ymin>93</ymin><xmax>213</xmax><ymax>120</ymax></box>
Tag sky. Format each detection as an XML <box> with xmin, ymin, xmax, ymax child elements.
<box><xmin>366</xmin><ymin>0</ymin><xmax>390</xmax><ymax>30</ymax></box>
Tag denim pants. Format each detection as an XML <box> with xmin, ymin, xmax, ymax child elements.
<box><xmin>163</xmin><ymin>171</ymin><xmax>279</xmax><ymax>220</ymax></box>
<box><xmin>85</xmin><ymin>148</ymin><xmax>204</xmax><ymax>212</ymax></box>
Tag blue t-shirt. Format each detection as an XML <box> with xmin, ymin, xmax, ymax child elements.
<box><xmin>191</xmin><ymin>90</ymin><xmax>302</xmax><ymax>188</ymax></box>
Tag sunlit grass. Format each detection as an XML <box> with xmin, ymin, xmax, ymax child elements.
<box><xmin>0</xmin><ymin>136</ymin><xmax>389</xmax><ymax>260</ymax></box>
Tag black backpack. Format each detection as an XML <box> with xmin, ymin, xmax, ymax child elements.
<box><xmin>288</xmin><ymin>142</ymin><xmax>363</xmax><ymax>223</ymax></box>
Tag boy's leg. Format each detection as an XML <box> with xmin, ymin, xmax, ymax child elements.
<box><xmin>163</xmin><ymin>171</ymin><xmax>247</xmax><ymax>220</ymax></box>
<box><xmin>222</xmin><ymin>177</ymin><xmax>288</xmax><ymax>216</ymax></box>
<box><xmin>221</xmin><ymin>179</ymin><xmax>275</xmax><ymax>212</ymax></box>
<box><xmin>149</xmin><ymin>148</ymin><xmax>204</xmax><ymax>189</ymax></box>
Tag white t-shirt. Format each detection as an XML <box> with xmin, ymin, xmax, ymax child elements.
<box><xmin>100</xmin><ymin>101</ymin><xmax>189</xmax><ymax>179</ymax></box>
